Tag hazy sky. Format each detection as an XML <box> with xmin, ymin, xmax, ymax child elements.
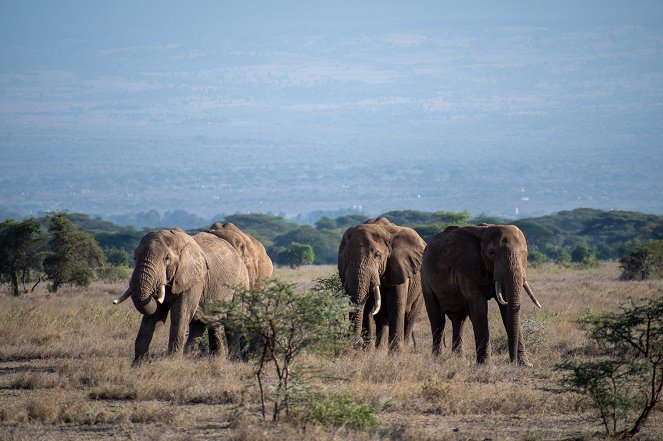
<box><xmin>1</xmin><ymin>1</ymin><xmax>662</xmax><ymax>217</ymax></box>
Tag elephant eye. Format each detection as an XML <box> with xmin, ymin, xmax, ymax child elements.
<box><xmin>165</xmin><ymin>257</ymin><xmax>171</xmax><ymax>265</ymax></box>
<box><xmin>374</xmin><ymin>252</ymin><xmax>381</xmax><ymax>259</ymax></box>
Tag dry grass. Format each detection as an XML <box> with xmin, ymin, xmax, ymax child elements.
<box><xmin>0</xmin><ymin>263</ymin><xmax>662</xmax><ymax>440</ymax></box>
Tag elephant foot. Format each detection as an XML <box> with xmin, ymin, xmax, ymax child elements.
<box><xmin>131</xmin><ymin>356</ymin><xmax>147</xmax><ymax>368</ymax></box>
<box><xmin>517</xmin><ymin>358</ymin><xmax>533</xmax><ymax>368</ymax></box>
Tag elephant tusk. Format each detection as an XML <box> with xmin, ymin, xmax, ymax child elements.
<box><xmin>495</xmin><ymin>281</ymin><xmax>508</xmax><ymax>305</ymax></box>
<box><xmin>113</xmin><ymin>288</ymin><xmax>131</xmax><ymax>305</ymax></box>
<box><xmin>155</xmin><ymin>284</ymin><xmax>166</xmax><ymax>304</ymax></box>
<box><xmin>523</xmin><ymin>281</ymin><xmax>542</xmax><ymax>308</ymax></box>
<box><xmin>370</xmin><ymin>285</ymin><xmax>381</xmax><ymax>316</ymax></box>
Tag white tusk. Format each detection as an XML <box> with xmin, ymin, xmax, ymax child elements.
<box><xmin>155</xmin><ymin>284</ymin><xmax>166</xmax><ymax>304</ymax></box>
<box><xmin>495</xmin><ymin>281</ymin><xmax>508</xmax><ymax>305</ymax></box>
<box><xmin>113</xmin><ymin>289</ymin><xmax>131</xmax><ymax>305</ymax></box>
<box><xmin>523</xmin><ymin>281</ymin><xmax>542</xmax><ymax>308</ymax></box>
<box><xmin>370</xmin><ymin>285</ymin><xmax>381</xmax><ymax>316</ymax></box>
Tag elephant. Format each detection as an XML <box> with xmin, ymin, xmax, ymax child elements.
<box><xmin>421</xmin><ymin>224</ymin><xmax>542</xmax><ymax>365</ymax></box>
<box><xmin>338</xmin><ymin>217</ymin><xmax>426</xmax><ymax>353</ymax></box>
<box><xmin>207</xmin><ymin>222</ymin><xmax>273</xmax><ymax>290</ymax></box>
<box><xmin>113</xmin><ymin>228</ymin><xmax>251</xmax><ymax>364</ymax></box>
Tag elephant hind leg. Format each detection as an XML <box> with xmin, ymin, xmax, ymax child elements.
<box><xmin>467</xmin><ymin>300</ymin><xmax>490</xmax><ymax>364</ymax></box>
<box><xmin>404</xmin><ymin>294</ymin><xmax>423</xmax><ymax>350</ymax></box>
<box><xmin>185</xmin><ymin>320</ymin><xmax>206</xmax><ymax>356</ymax></box>
<box><xmin>422</xmin><ymin>292</ymin><xmax>445</xmax><ymax>356</ymax></box>
<box><xmin>208</xmin><ymin>324</ymin><xmax>227</xmax><ymax>358</ymax></box>
<box><xmin>450</xmin><ymin>314</ymin><xmax>467</xmax><ymax>355</ymax></box>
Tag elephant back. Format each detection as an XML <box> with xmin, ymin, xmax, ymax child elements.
<box><xmin>208</xmin><ymin>222</ymin><xmax>273</xmax><ymax>289</ymax></box>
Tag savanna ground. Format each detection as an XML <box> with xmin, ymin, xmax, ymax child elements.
<box><xmin>1</xmin><ymin>263</ymin><xmax>662</xmax><ymax>440</ymax></box>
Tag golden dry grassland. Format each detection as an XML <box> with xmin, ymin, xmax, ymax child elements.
<box><xmin>0</xmin><ymin>263</ymin><xmax>662</xmax><ymax>440</ymax></box>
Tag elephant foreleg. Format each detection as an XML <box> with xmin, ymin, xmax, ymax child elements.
<box><xmin>168</xmin><ymin>299</ymin><xmax>195</xmax><ymax>356</ymax></box>
<box><xmin>467</xmin><ymin>300</ymin><xmax>490</xmax><ymax>364</ymax></box>
<box><xmin>498</xmin><ymin>303</ymin><xmax>531</xmax><ymax>366</ymax></box>
<box><xmin>387</xmin><ymin>284</ymin><xmax>408</xmax><ymax>353</ymax></box>
<box><xmin>362</xmin><ymin>298</ymin><xmax>376</xmax><ymax>349</ymax></box>
<box><xmin>374</xmin><ymin>310</ymin><xmax>389</xmax><ymax>351</ymax></box>
<box><xmin>133</xmin><ymin>303</ymin><xmax>169</xmax><ymax>365</ymax></box>
<box><xmin>404</xmin><ymin>293</ymin><xmax>423</xmax><ymax>350</ymax></box>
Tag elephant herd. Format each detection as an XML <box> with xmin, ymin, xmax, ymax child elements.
<box><xmin>115</xmin><ymin>218</ymin><xmax>542</xmax><ymax>366</ymax></box>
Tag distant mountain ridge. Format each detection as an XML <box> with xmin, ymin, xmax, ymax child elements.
<box><xmin>5</xmin><ymin>207</ymin><xmax>658</xmax><ymax>265</ymax></box>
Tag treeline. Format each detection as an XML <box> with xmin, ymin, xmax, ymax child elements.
<box><xmin>61</xmin><ymin>208</ymin><xmax>663</xmax><ymax>263</ymax></box>
<box><xmin>2</xmin><ymin>208</ymin><xmax>662</xmax><ymax>294</ymax></box>
<box><xmin>0</xmin><ymin>213</ymin><xmax>123</xmax><ymax>296</ymax></box>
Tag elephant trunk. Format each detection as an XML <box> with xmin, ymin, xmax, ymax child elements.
<box><xmin>498</xmin><ymin>257</ymin><xmax>523</xmax><ymax>364</ymax></box>
<box><xmin>345</xmin><ymin>264</ymin><xmax>379</xmax><ymax>345</ymax></box>
<box><xmin>130</xmin><ymin>263</ymin><xmax>161</xmax><ymax>316</ymax></box>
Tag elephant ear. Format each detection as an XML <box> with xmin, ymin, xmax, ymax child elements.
<box><xmin>383</xmin><ymin>227</ymin><xmax>425</xmax><ymax>287</ymax></box>
<box><xmin>337</xmin><ymin>227</ymin><xmax>355</xmax><ymax>284</ymax></box>
<box><xmin>172</xmin><ymin>242</ymin><xmax>207</xmax><ymax>294</ymax></box>
<box><xmin>437</xmin><ymin>226</ymin><xmax>489</xmax><ymax>281</ymax></box>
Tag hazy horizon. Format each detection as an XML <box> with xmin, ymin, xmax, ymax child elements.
<box><xmin>1</xmin><ymin>1</ymin><xmax>662</xmax><ymax>221</ymax></box>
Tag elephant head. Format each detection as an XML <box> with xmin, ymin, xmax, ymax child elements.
<box><xmin>114</xmin><ymin>229</ymin><xmax>206</xmax><ymax>316</ymax></box>
<box><xmin>472</xmin><ymin>225</ymin><xmax>541</xmax><ymax>363</ymax></box>
<box><xmin>338</xmin><ymin>217</ymin><xmax>424</xmax><ymax>345</ymax></box>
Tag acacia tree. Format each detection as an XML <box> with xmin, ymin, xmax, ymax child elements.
<box><xmin>0</xmin><ymin>218</ymin><xmax>44</xmax><ymax>296</ymax></box>
<box><xmin>558</xmin><ymin>293</ymin><xmax>663</xmax><ymax>437</ymax></box>
<box><xmin>42</xmin><ymin>213</ymin><xmax>105</xmax><ymax>292</ymax></box>
<box><xmin>202</xmin><ymin>279</ymin><xmax>351</xmax><ymax>421</ymax></box>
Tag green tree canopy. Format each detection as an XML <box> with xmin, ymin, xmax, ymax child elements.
<box><xmin>0</xmin><ymin>218</ymin><xmax>45</xmax><ymax>296</ymax></box>
<box><xmin>276</xmin><ymin>242</ymin><xmax>315</xmax><ymax>268</ymax></box>
<box><xmin>315</xmin><ymin>214</ymin><xmax>368</xmax><ymax>231</ymax></box>
<box><xmin>271</xmin><ymin>226</ymin><xmax>340</xmax><ymax>264</ymax></box>
<box><xmin>220</xmin><ymin>213</ymin><xmax>299</xmax><ymax>247</ymax></box>
<box><xmin>571</xmin><ymin>242</ymin><xmax>598</xmax><ymax>268</ymax></box>
<box><xmin>380</xmin><ymin>210</ymin><xmax>470</xmax><ymax>228</ymax></box>
<box><xmin>620</xmin><ymin>240</ymin><xmax>663</xmax><ymax>281</ymax></box>
<box><xmin>43</xmin><ymin>213</ymin><xmax>105</xmax><ymax>292</ymax></box>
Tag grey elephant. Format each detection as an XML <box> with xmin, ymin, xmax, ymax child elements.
<box><xmin>207</xmin><ymin>222</ymin><xmax>273</xmax><ymax>290</ymax></box>
<box><xmin>421</xmin><ymin>224</ymin><xmax>542</xmax><ymax>365</ymax></box>
<box><xmin>113</xmin><ymin>228</ymin><xmax>258</xmax><ymax>364</ymax></box>
<box><xmin>338</xmin><ymin>217</ymin><xmax>426</xmax><ymax>353</ymax></box>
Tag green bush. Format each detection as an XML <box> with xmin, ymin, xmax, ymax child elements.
<box><xmin>276</xmin><ymin>242</ymin><xmax>315</xmax><ymax>268</ymax></box>
<box><xmin>103</xmin><ymin>247</ymin><xmax>130</xmax><ymax>267</ymax></box>
<box><xmin>527</xmin><ymin>250</ymin><xmax>547</xmax><ymax>266</ymax></box>
<box><xmin>570</xmin><ymin>242</ymin><xmax>598</xmax><ymax>268</ymax></box>
<box><xmin>299</xmin><ymin>394</ymin><xmax>378</xmax><ymax>430</ymax></box>
<box><xmin>620</xmin><ymin>240</ymin><xmax>663</xmax><ymax>281</ymax></box>
<box><xmin>96</xmin><ymin>264</ymin><xmax>131</xmax><ymax>283</ymax></box>
<box><xmin>555</xmin><ymin>249</ymin><xmax>572</xmax><ymax>266</ymax></box>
